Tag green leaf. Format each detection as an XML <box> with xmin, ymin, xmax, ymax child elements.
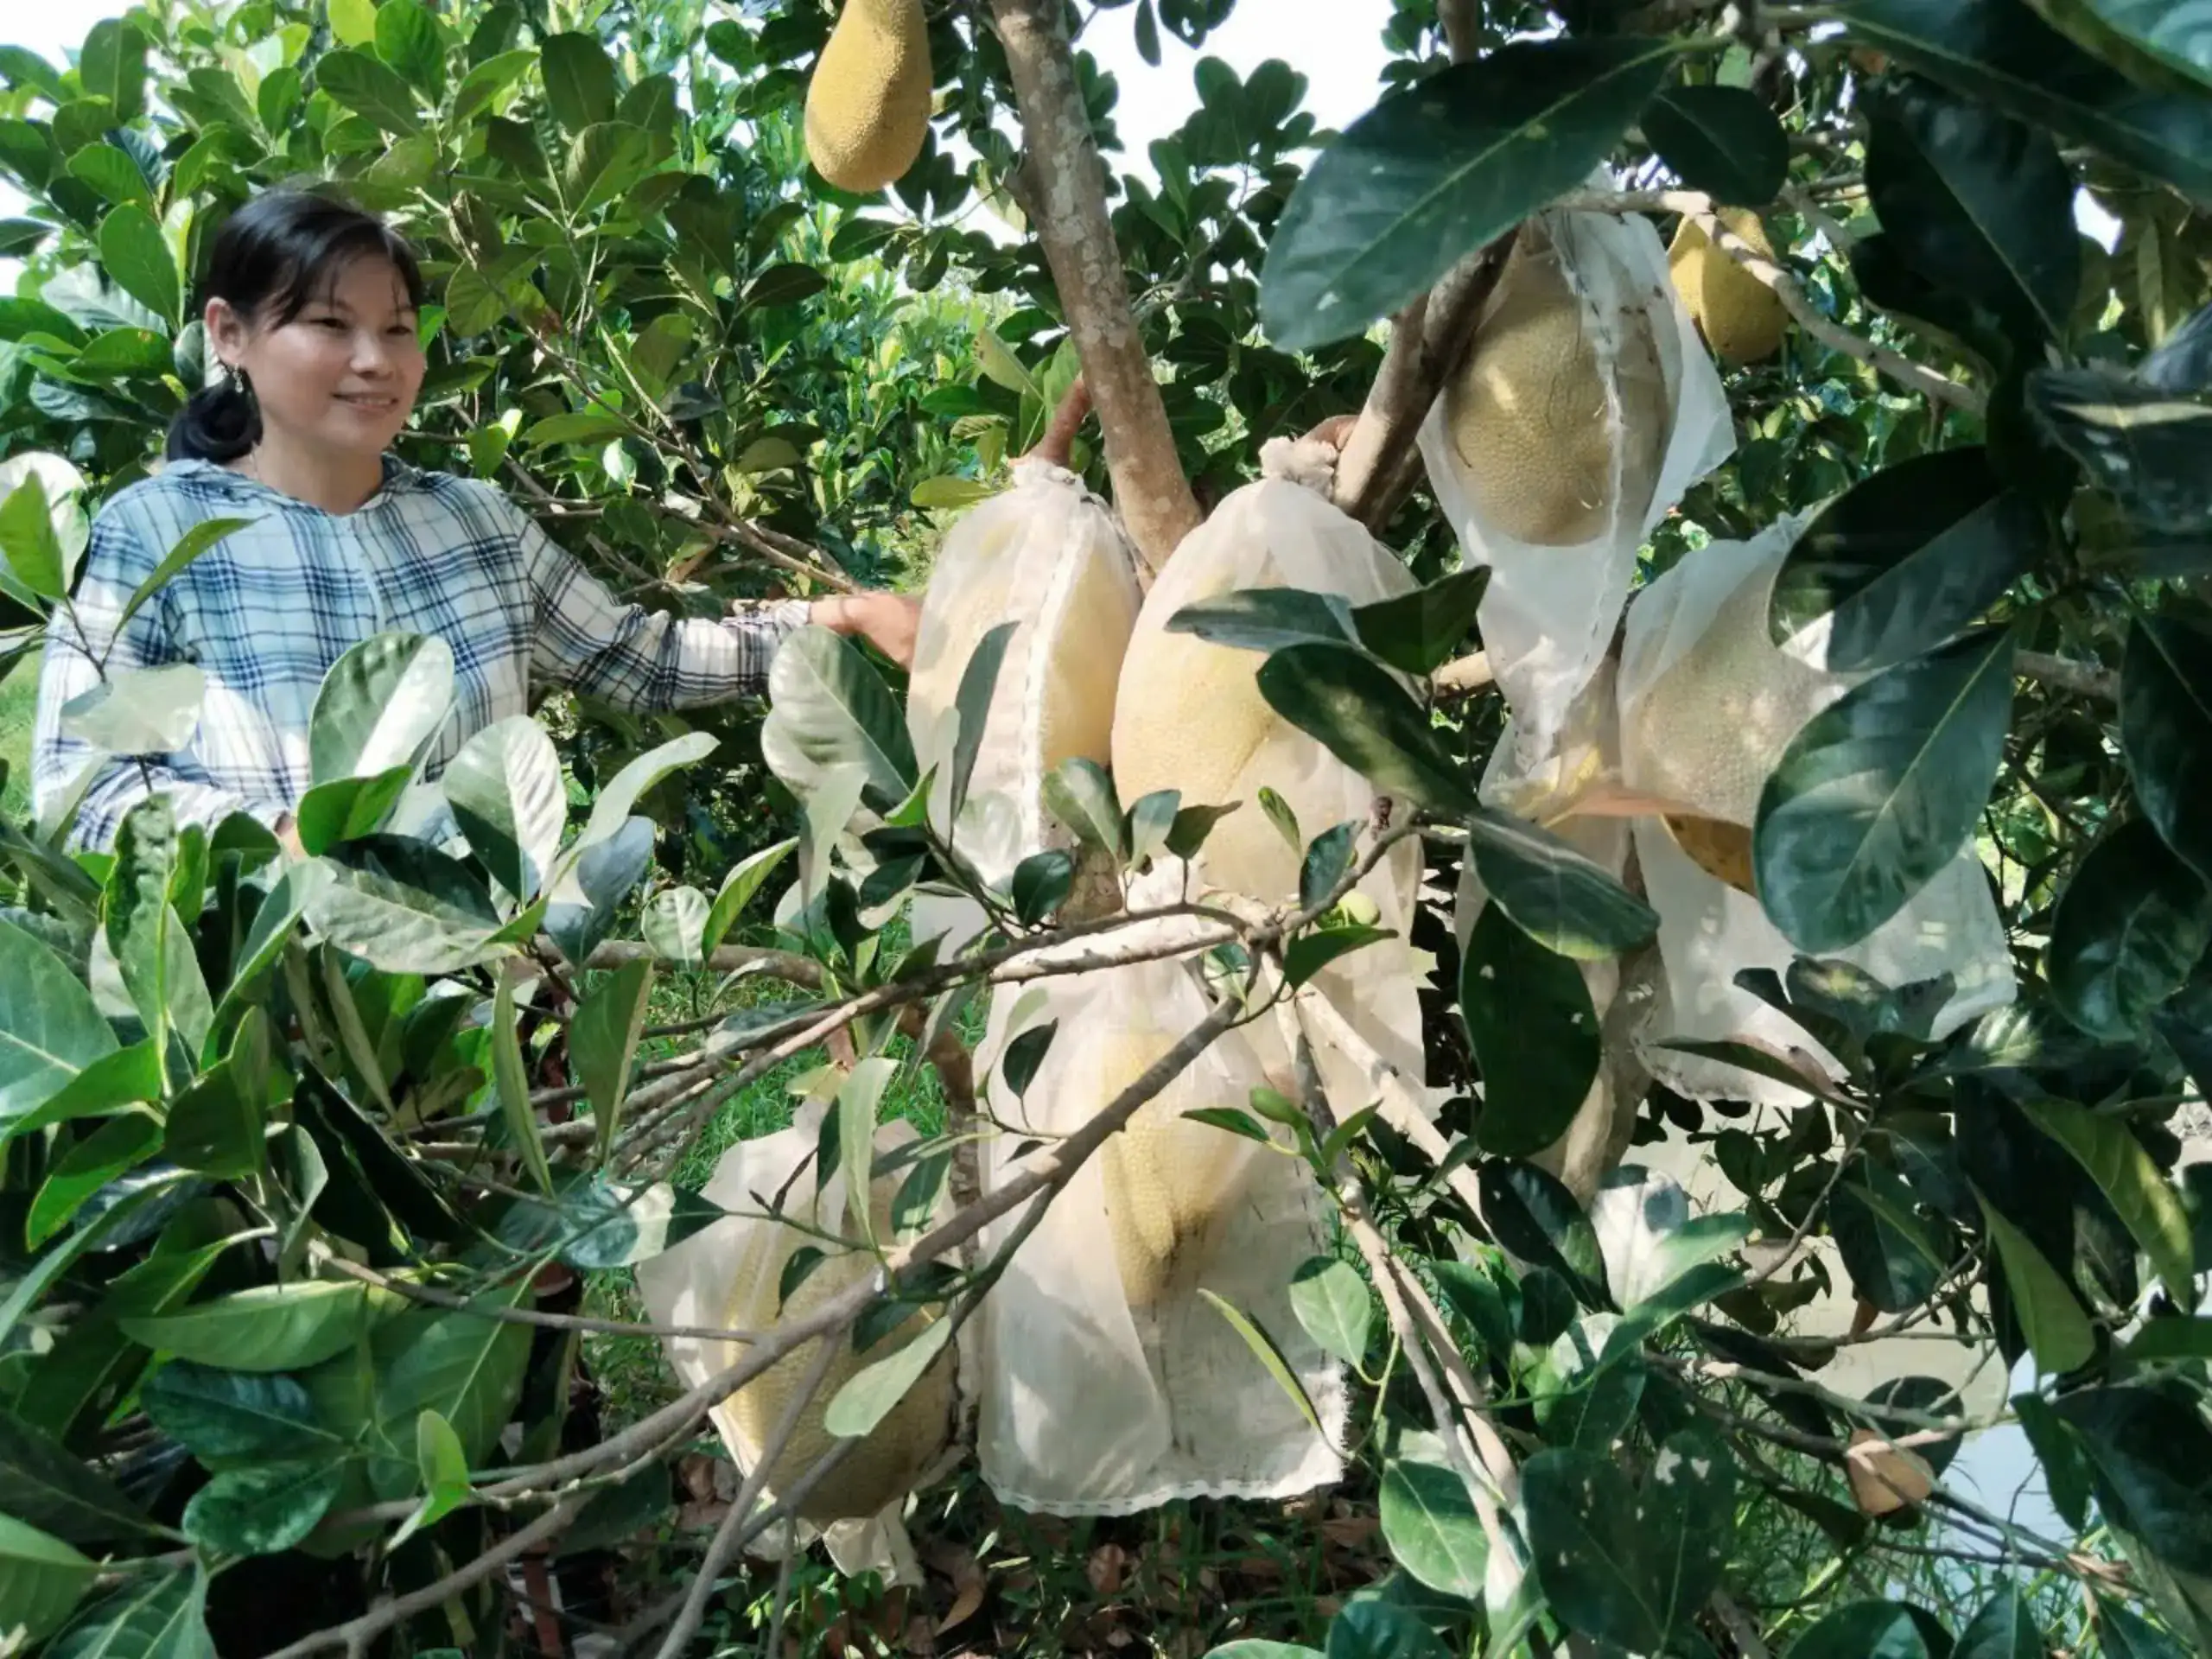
<box><xmin>1377</xmin><ymin>1459</ymin><xmax>1488</xmax><ymax>1600</ymax></box>
<box><xmin>1284</xmin><ymin>924</ymin><xmax>1394</xmax><ymax>987</ymax></box>
<box><xmin>837</xmin><ymin>1058</ymin><xmax>896</xmax><ymax>1246</ymax></box>
<box><xmin>1838</xmin><ymin>0</ymin><xmax>2212</xmax><ymax>206</ymax></box>
<box><xmin>1832</xmin><ymin>1160</ymin><xmax>1947</xmax><ymax>1312</ymax></box>
<box><xmin>1788</xmin><ymin>1602</ymin><xmax>1936</xmax><ymax>1659</ymax></box>
<box><xmin>0</xmin><ymin>917</ymin><xmax>118</xmax><ymax>1135</ymax></box>
<box><xmin>293</xmin><ymin>766</ymin><xmax>416</xmax><ymax>856</ymax></box>
<box><xmin>568</xmin><ymin>122</ymin><xmax>652</xmax><ymax>214</ymax></box>
<box><xmin>1181</xmin><ymin>1106</ymin><xmax>1275</xmax><ymax>1145</ymax></box>
<box><xmin>573</xmin><ymin>958</ymin><xmax>652</xmax><ymax>1162</ymax></box>
<box><xmin>2120</xmin><ymin>609</ymin><xmax>2212</xmax><ymax>882</ymax></box>
<box><xmin>1287</xmin><ymin>1255</ymin><xmax>1372</xmax><ymax>1366</ymax></box>
<box><xmin>1040</xmin><ymin>757</ymin><xmax>1125</xmax><ymax>861</ymax></box>
<box><xmin>2121</xmin><ymin>1316</ymin><xmax>2212</xmax><ymax>1363</ymax></box>
<box><xmin>1197</xmin><ymin>1289</ymin><xmax>1325</xmax><ymax>1438</ymax></box>
<box><xmin>2012</xmin><ymin>1390</ymin><xmax>2093</xmax><ymax>1529</ymax></box>
<box><xmin>2029</xmin><ymin>368</ymin><xmax>2212</xmax><ymax>537</ymax></box>
<box><xmin>541</xmin><ymin>31</ymin><xmax>619</xmax><ymax>133</ymax></box>
<box><xmin>107</xmin><ymin>796</ymin><xmax>214</xmax><ymax>1072</ymax></box>
<box><xmin>743</xmin><ymin>262</ymin><xmax>831</xmax><ymax>311</ymax></box>
<box><xmin>2094</xmin><ymin>1598</ymin><xmax>2190</xmax><ymax>1659</ymax></box>
<box><xmin>1642</xmin><ymin>83</ymin><xmax>1788</xmax><ymax>205</ymax></box>
<box><xmin>115</xmin><ymin>518</ymin><xmax>256</xmax><ymax>639</ymax></box>
<box><xmin>1754</xmin><ymin>626</ymin><xmax>2016</xmax><ymax>952</ymax></box>
<box><xmin>1259</xmin><ymin>37</ymin><xmax>1677</xmax><ymax>350</ymax></box>
<box><xmin>1207</xmin><ymin>1647</ymin><xmax>1323</xmax><ymax>1659</ymax></box>
<box><xmin>1255</xmin><ymin>642</ymin><xmax>1476</xmax><ymax>817</ymax></box>
<box><xmin>947</xmin><ymin>618</ymin><xmax>1018</xmax><ymax>824</ymax></box>
<box><xmin>1865</xmin><ymin>77</ymin><xmax>2080</xmax><ymax>345</ymax></box>
<box><xmin>1012</xmin><ymin>849</ymin><xmax>1075</xmax><ymax>923</ymax></box>
<box><xmin>0</xmin><ymin>1409</ymin><xmax>156</xmax><ymax>1543</ymax></box>
<box><xmin>0</xmin><ymin>1514</ymin><xmax>96</xmax><ymax>1645</ymax></box>
<box><xmin>162</xmin><ymin>1044</ymin><xmax>269</xmax><ymax>1178</ymax></box>
<box><xmin>43</xmin><ymin>1568</ymin><xmax>213</xmax><ymax>1659</ymax></box>
<box><xmin>1166</xmin><ymin>587</ymin><xmax>1359</xmax><ymax>657</ymax></box>
<box><xmin>453</xmin><ymin>46</ymin><xmax>537</xmax><ymax>120</ymax></box>
<box><xmin>65</xmin><ymin>143</ymin><xmax>149</xmax><ymax>207</ymax></box>
<box><xmin>2049</xmin><ymin>821</ymin><xmax>2212</xmax><ymax>1041</ymax></box>
<box><xmin>1770</xmin><ymin>448</ymin><xmax>2039</xmax><ymax>671</ymax></box>
<box><xmin>1326</xmin><ymin>1603</ymin><xmax>1448</xmax><ymax>1659</ymax></box>
<box><xmin>702</xmin><ymin>837</ymin><xmax>794</xmax><ymax>953</ymax></box>
<box><xmin>302</xmin><ymin>836</ymin><xmax>507</xmax><ymax>975</ymax></box>
<box><xmin>139</xmin><ymin>1360</ymin><xmax>350</xmax><ymax>1463</ymax></box>
<box><xmin>492</xmin><ymin>974</ymin><xmax>553</xmax><ymax>1194</ymax></box>
<box><xmin>390</xmin><ymin>1408</ymin><xmax>472</xmax><ymax>1545</ymax></box>
<box><xmin>2052</xmin><ymin>1384</ymin><xmax>2212</xmax><ymax>1576</ymax></box>
<box><xmin>762</xmin><ymin>626</ymin><xmax>917</xmax><ymax>816</ymax></box>
<box><xmin>182</xmin><ymin>1459</ymin><xmax>346</xmax><ymax>1557</ymax></box>
<box><xmin>911</xmin><ymin>475</ymin><xmax>998</xmax><ymax>511</ymax></box>
<box><xmin>1976</xmin><ymin>1187</ymin><xmax>2096</xmax><ymax>1374</ymax></box>
<box><xmin>121</xmin><ymin>1281</ymin><xmax>403</xmax><ymax>1372</ymax></box>
<box><xmin>79</xmin><ymin>18</ymin><xmax>147</xmax><ymax>122</ymax></box>
<box><xmin>59</xmin><ymin>663</ymin><xmax>207</xmax><ymax>754</ymax></box>
<box><xmin>573</xmin><ymin>733</ymin><xmax>717</xmax><ymax>855</ymax></box>
<box><xmin>823</xmin><ymin>1316</ymin><xmax>955</xmax><ymax>1439</ymax></box>
<box><xmin>210</xmin><ymin>867</ymin><xmax>309</xmax><ymax>1030</ymax></box>
<box><xmin>2021</xmin><ymin>1097</ymin><xmax>2195</xmax><ymax>1300</ymax></box>
<box><xmin>500</xmin><ymin>1177</ymin><xmax>723</xmax><ymax>1270</ymax></box>
<box><xmin>2023</xmin><ymin>0</ymin><xmax>2212</xmax><ymax>93</ymax></box>
<box><xmin>328</xmin><ymin>0</ymin><xmax>377</xmax><ymax>47</ymax></box>
<box><xmin>363</xmin><ymin>1294</ymin><xmax>532</xmax><ymax>1493</ymax></box>
<box><xmin>9</xmin><ymin>1042</ymin><xmax>161</xmax><ymax>1143</ymax></box>
<box><xmin>0</xmin><ymin>473</ymin><xmax>67</xmax><ymax>599</ymax></box>
<box><xmin>1431</xmin><ymin>1258</ymin><xmax>1516</xmax><ymax>1358</ymax></box>
<box><xmin>1352</xmin><ymin>567</ymin><xmax>1490</xmax><ymax>677</ymax></box>
<box><xmin>27</xmin><ymin>1109</ymin><xmax>162</xmax><ymax>1249</ymax></box>
<box><xmin>316</xmin><ymin>47</ymin><xmax>423</xmax><ymax>133</ymax></box>
<box><xmin>643</xmin><ymin>885</ymin><xmax>707</xmax><ymax>963</ymax></box>
<box><xmin>94</xmin><ymin>204</ymin><xmax>179</xmax><ymax>328</ymax></box>
<box><xmin>1522</xmin><ymin>1427</ymin><xmax>1734</xmax><ymax>1652</ymax></box>
<box><xmin>1166</xmin><ymin>802</ymin><xmax>1242</xmax><ymax>861</ymax></box>
<box><xmin>308</xmin><ymin>632</ymin><xmax>455</xmax><ymax>787</ymax></box>
<box><xmin>1954</xmin><ymin>1585</ymin><xmax>2044</xmax><ymax>1659</ymax></box>
<box><xmin>1461</xmin><ymin>905</ymin><xmax>1600</xmax><ymax>1157</ymax></box>
<box><xmin>443</xmin><ymin>716</ymin><xmax>566</xmax><ymax>902</ymax></box>
<box><xmin>1300</xmin><ymin>822</ymin><xmax>1357</xmax><ymax>912</ymax></box>
<box><xmin>373</xmin><ymin>0</ymin><xmax>447</xmax><ymax>99</ymax></box>
<box><xmin>1478</xmin><ymin>1160</ymin><xmax>1610</xmax><ymax>1307</ymax></box>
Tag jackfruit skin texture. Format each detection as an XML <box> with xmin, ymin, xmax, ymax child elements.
<box><xmin>1668</xmin><ymin>210</ymin><xmax>1789</xmax><ymax>364</ymax></box>
<box><xmin>804</xmin><ymin>0</ymin><xmax>932</xmax><ymax>194</ymax></box>
<box><xmin>1441</xmin><ymin>229</ymin><xmax>1672</xmax><ymax>546</ymax></box>
<box><xmin>715</xmin><ymin>1177</ymin><xmax>956</xmax><ymax>1525</ymax></box>
<box><xmin>1091</xmin><ymin>1029</ymin><xmax>1255</xmax><ymax>1308</ymax></box>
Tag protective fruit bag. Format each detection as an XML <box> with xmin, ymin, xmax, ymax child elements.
<box><xmin>906</xmin><ymin>456</ymin><xmax>1143</xmax><ymax>949</ymax></box>
<box><xmin>1614</xmin><ymin>517</ymin><xmax>2015</xmax><ymax>1106</ymax></box>
<box><xmin>1417</xmin><ymin>197</ymin><xmax>1734</xmax><ymax>764</ymax></box>
<box><xmin>1110</xmin><ymin>435</ymin><xmax>1430</xmax><ymax>1116</ymax></box>
<box><xmin>969</xmin><ymin>945</ymin><xmax>1347</xmax><ymax>1514</ymax></box>
<box><xmin>635</xmin><ymin>1100</ymin><xmax>963</xmax><ymax>1586</ymax></box>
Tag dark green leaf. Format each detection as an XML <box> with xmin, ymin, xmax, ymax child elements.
<box><xmin>1256</xmin><ymin>642</ymin><xmax>1474</xmax><ymax>816</ymax></box>
<box><xmin>1788</xmin><ymin>1602</ymin><xmax>1936</xmax><ymax>1659</ymax></box>
<box><xmin>1285</xmin><ymin>924</ymin><xmax>1395</xmax><ymax>987</ymax></box>
<box><xmin>1431</xmin><ymin>1258</ymin><xmax>1515</xmax><ymax>1358</ymax></box>
<box><xmin>1040</xmin><ymin>758</ymin><xmax>1124</xmax><ymax>861</ymax></box>
<box><xmin>1166</xmin><ymin>801</ymin><xmax>1242</xmax><ymax>860</ymax></box>
<box><xmin>93</xmin><ymin>203</ymin><xmax>179</xmax><ymax>333</ymax></box>
<box><xmin>1165</xmin><ymin>588</ymin><xmax>1358</xmax><ymax>656</ymax></box>
<box><xmin>1182</xmin><ymin>1106</ymin><xmax>1277</xmax><ymax>1145</ymax></box>
<box><xmin>1838</xmin><ymin>0</ymin><xmax>2212</xmax><ymax>206</ymax></box>
<box><xmin>573</xmin><ymin>958</ymin><xmax>652</xmax><ymax>1162</ymax></box>
<box><xmin>1865</xmin><ymin>77</ymin><xmax>2080</xmax><ymax>344</ymax></box>
<box><xmin>499</xmin><ymin>1176</ymin><xmax>723</xmax><ymax>1269</ymax></box>
<box><xmin>2094</xmin><ymin>1598</ymin><xmax>2190</xmax><ymax>1659</ymax></box>
<box><xmin>1011</xmin><ymin>849</ymin><xmax>1075</xmax><ymax>923</ymax></box>
<box><xmin>1351</xmin><ymin>567</ymin><xmax>1490</xmax><ymax>676</ymax></box>
<box><xmin>1300</xmin><ymin>822</ymin><xmax>1357</xmax><ymax>912</ymax></box>
<box><xmin>302</xmin><ymin>836</ymin><xmax>506</xmax><ymax>975</ymax></box>
<box><xmin>2012</xmin><ymin>1391</ymin><xmax>2093</xmax><ymax>1529</ymax></box>
<box><xmin>1478</xmin><ymin>1160</ymin><xmax>1610</xmax><ymax>1306</ymax></box>
<box><xmin>139</xmin><ymin>1361</ymin><xmax>347</xmax><ymax>1463</ymax></box>
<box><xmin>1771</xmin><ymin>448</ymin><xmax>2039</xmax><ymax>671</ymax></box>
<box><xmin>1954</xmin><ymin>1585</ymin><xmax>2044</xmax><ymax>1659</ymax></box>
<box><xmin>1325</xmin><ymin>1601</ymin><xmax>1446</xmax><ymax>1659</ymax></box>
<box><xmin>541</xmin><ymin>31</ymin><xmax>619</xmax><ymax>132</ymax></box>
<box><xmin>315</xmin><ymin>48</ymin><xmax>423</xmax><ymax>134</ymax></box>
<box><xmin>27</xmin><ymin>1109</ymin><xmax>162</xmax><ymax>1248</ymax></box>
<box><xmin>2120</xmin><ymin>609</ymin><xmax>2212</xmax><ymax>881</ymax></box>
<box><xmin>0</xmin><ymin>918</ymin><xmax>118</xmax><ymax>1135</ymax></box>
<box><xmin>0</xmin><ymin>1410</ymin><xmax>156</xmax><ymax>1543</ymax></box>
<box><xmin>1643</xmin><ymin>84</ymin><xmax>1789</xmax><ymax>205</ymax></box>
<box><xmin>1198</xmin><ymin>1290</ymin><xmax>1325</xmax><ymax>1439</ymax></box>
<box><xmin>1126</xmin><ymin>789</ymin><xmax>1182</xmax><ymax>868</ymax></box>
<box><xmin>79</xmin><ymin>18</ymin><xmax>147</xmax><ymax>120</ymax></box>
<box><xmin>1287</xmin><ymin>1255</ymin><xmax>1371</xmax><ymax>1366</ymax></box>
<box><xmin>2052</xmin><ymin>1385</ymin><xmax>2212</xmax><ymax>1575</ymax></box>
<box><xmin>1831</xmin><ymin>1161</ymin><xmax>1947</xmax><ymax>1312</ymax></box>
<box><xmin>1976</xmin><ymin>1187</ymin><xmax>2095</xmax><ymax>1373</ymax></box>
<box><xmin>66</xmin><ymin>143</ymin><xmax>150</xmax><ymax>207</ymax></box>
<box><xmin>2030</xmin><ymin>369</ymin><xmax>2212</xmax><ymax>537</ymax></box>
<box><xmin>121</xmin><ymin>1280</ymin><xmax>402</xmax><ymax>1372</ymax></box>
<box><xmin>2024</xmin><ymin>0</ymin><xmax>2212</xmax><ymax>93</ymax></box>
<box><xmin>1754</xmin><ymin>626</ymin><xmax>2016</xmax><ymax>952</ymax></box>
<box><xmin>744</xmin><ymin>262</ymin><xmax>831</xmax><ymax>310</ymax></box>
<box><xmin>761</xmin><ymin>626</ymin><xmax>918</xmax><ymax>816</ymax></box>
<box><xmin>443</xmin><ymin>716</ymin><xmax>566</xmax><ymax>902</ymax></box>
<box><xmin>1522</xmin><ymin>1427</ymin><xmax>1734</xmax><ymax>1652</ymax></box>
<box><xmin>1463</xmin><ymin>807</ymin><xmax>1658</xmax><ymax>959</ymax></box>
<box><xmin>1260</xmin><ymin>38</ymin><xmax>1677</xmax><ymax>350</ymax></box>
<box><xmin>107</xmin><ymin>797</ymin><xmax>213</xmax><ymax>1071</ymax></box>
<box><xmin>949</xmin><ymin>620</ymin><xmax>1017</xmax><ymax>824</ymax></box>
<box><xmin>363</xmin><ymin>1294</ymin><xmax>533</xmax><ymax>1491</ymax></box>
<box><xmin>703</xmin><ymin>838</ymin><xmax>795</xmax><ymax>954</ymax></box>
<box><xmin>182</xmin><ymin>1460</ymin><xmax>345</xmax><ymax>1557</ymax></box>
<box><xmin>2048</xmin><ymin>821</ymin><xmax>2212</xmax><ymax>1042</ymax></box>
<box><xmin>1461</xmin><ymin>906</ymin><xmax>1599</xmax><ymax>1157</ymax></box>
<box><xmin>0</xmin><ymin>1514</ymin><xmax>95</xmax><ymax>1646</ymax></box>
<box><xmin>373</xmin><ymin>0</ymin><xmax>447</xmax><ymax>99</ymax></box>
<box><xmin>43</xmin><ymin>1567</ymin><xmax>213</xmax><ymax>1659</ymax></box>
<box><xmin>1377</xmin><ymin>1459</ymin><xmax>1487</xmax><ymax>1600</ymax></box>
<box><xmin>292</xmin><ymin>766</ymin><xmax>415</xmax><ymax>857</ymax></box>
<box><xmin>2020</xmin><ymin>1098</ymin><xmax>2195</xmax><ymax>1300</ymax></box>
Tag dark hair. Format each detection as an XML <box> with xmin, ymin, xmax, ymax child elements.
<box><xmin>166</xmin><ymin>188</ymin><xmax>427</xmax><ymax>463</ymax></box>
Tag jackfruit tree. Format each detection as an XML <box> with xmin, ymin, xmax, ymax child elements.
<box><xmin>0</xmin><ymin>1</ymin><xmax>2209</xmax><ymax>1656</ymax></box>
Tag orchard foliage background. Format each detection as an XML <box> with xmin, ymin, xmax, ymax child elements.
<box><xmin>0</xmin><ymin>0</ymin><xmax>2210</xmax><ymax>1656</ymax></box>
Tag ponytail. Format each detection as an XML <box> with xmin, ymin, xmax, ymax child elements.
<box><xmin>165</xmin><ymin>369</ymin><xmax>260</xmax><ymax>462</ymax></box>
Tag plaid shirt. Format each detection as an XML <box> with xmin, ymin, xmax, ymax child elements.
<box><xmin>33</xmin><ymin>456</ymin><xmax>810</xmax><ymax>851</ymax></box>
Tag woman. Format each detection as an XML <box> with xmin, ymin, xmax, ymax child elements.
<box><xmin>32</xmin><ymin>188</ymin><xmax>918</xmax><ymax>855</ymax></box>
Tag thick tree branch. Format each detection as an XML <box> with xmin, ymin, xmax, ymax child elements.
<box><xmin>987</xmin><ymin>0</ymin><xmax>1202</xmax><ymax>573</ymax></box>
<box><xmin>2018</xmin><ymin>649</ymin><xmax>2120</xmax><ymax>702</ymax></box>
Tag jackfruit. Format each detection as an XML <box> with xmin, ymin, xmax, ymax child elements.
<box><xmin>712</xmin><ymin>1168</ymin><xmax>957</xmax><ymax>1527</ymax></box>
<box><xmin>1440</xmin><ymin>226</ymin><xmax>1672</xmax><ymax>547</ymax></box>
<box><xmin>906</xmin><ymin>460</ymin><xmax>1143</xmax><ymax>896</ymax></box>
<box><xmin>804</xmin><ymin>0</ymin><xmax>933</xmax><ymax>194</ymax></box>
<box><xmin>1668</xmin><ymin>210</ymin><xmax>1789</xmax><ymax>364</ymax></box>
<box><xmin>1662</xmin><ymin>811</ymin><xmax>1756</xmax><ymax>894</ymax></box>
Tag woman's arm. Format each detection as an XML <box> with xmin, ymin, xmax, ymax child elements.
<box><xmin>516</xmin><ymin>497</ymin><xmax>918</xmax><ymax>709</ymax></box>
<box><xmin>32</xmin><ymin>512</ymin><xmax>291</xmax><ymax>853</ymax></box>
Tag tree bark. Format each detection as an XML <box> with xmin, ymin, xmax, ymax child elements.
<box><xmin>988</xmin><ymin>0</ymin><xmax>1202</xmax><ymax>574</ymax></box>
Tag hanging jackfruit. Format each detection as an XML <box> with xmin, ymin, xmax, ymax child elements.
<box><xmin>1440</xmin><ymin>225</ymin><xmax>1672</xmax><ymax>547</ymax></box>
<box><xmin>1668</xmin><ymin>209</ymin><xmax>1789</xmax><ymax>364</ymax></box>
<box><xmin>803</xmin><ymin>0</ymin><xmax>933</xmax><ymax>194</ymax></box>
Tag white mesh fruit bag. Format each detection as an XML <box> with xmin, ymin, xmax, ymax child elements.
<box><xmin>1418</xmin><ymin>194</ymin><xmax>1734</xmax><ymax>766</ymax></box>
<box><xmin>906</xmin><ymin>456</ymin><xmax>1144</xmax><ymax>902</ymax></box>
<box><xmin>969</xmin><ymin>947</ymin><xmax>1347</xmax><ymax>1515</ymax></box>
<box><xmin>1111</xmin><ymin>437</ymin><xmax>1429</xmax><ymax>1111</ymax></box>
<box><xmin>634</xmin><ymin>1100</ymin><xmax>963</xmax><ymax>1586</ymax></box>
<box><xmin>1615</xmin><ymin>518</ymin><xmax>2015</xmax><ymax>1106</ymax></box>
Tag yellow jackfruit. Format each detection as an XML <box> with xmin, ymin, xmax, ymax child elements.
<box><xmin>1091</xmin><ymin>1027</ymin><xmax>1256</xmax><ymax>1308</ymax></box>
<box><xmin>714</xmin><ymin>1171</ymin><xmax>957</xmax><ymax>1526</ymax></box>
<box><xmin>1440</xmin><ymin>227</ymin><xmax>1672</xmax><ymax>547</ymax></box>
<box><xmin>1668</xmin><ymin>210</ymin><xmax>1789</xmax><ymax>364</ymax></box>
<box><xmin>803</xmin><ymin>0</ymin><xmax>933</xmax><ymax>194</ymax></box>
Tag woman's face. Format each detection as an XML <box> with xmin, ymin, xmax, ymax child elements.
<box><xmin>213</xmin><ymin>253</ymin><xmax>425</xmax><ymax>461</ymax></box>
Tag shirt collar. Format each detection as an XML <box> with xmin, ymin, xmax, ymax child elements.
<box><xmin>162</xmin><ymin>452</ymin><xmax>422</xmax><ymax>515</ymax></box>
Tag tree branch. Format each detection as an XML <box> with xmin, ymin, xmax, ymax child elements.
<box><xmin>987</xmin><ymin>0</ymin><xmax>1202</xmax><ymax>573</ymax></box>
<box><xmin>2018</xmin><ymin>649</ymin><xmax>2120</xmax><ymax>702</ymax></box>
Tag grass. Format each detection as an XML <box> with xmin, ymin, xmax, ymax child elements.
<box><xmin>0</xmin><ymin>645</ymin><xmax>37</xmax><ymax>823</ymax></box>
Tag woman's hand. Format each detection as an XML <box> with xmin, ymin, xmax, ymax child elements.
<box><xmin>811</xmin><ymin>590</ymin><xmax>922</xmax><ymax>670</ymax></box>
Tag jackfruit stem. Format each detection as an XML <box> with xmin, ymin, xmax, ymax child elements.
<box><xmin>1027</xmin><ymin>373</ymin><xmax>1092</xmax><ymax>468</ymax></box>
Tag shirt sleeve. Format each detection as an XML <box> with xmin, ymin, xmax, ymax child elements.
<box><xmin>515</xmin><ymin>499</ymin><xmax>811</xmax><ymax>710</ymax></box>
<box><xmin>32</xmin><ymin>505</ymin><xmax>289</xmax><ymax>854</ymax></box>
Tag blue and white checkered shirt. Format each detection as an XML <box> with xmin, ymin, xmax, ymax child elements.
<box><xmin>33</xmin><ymin>456</ymin><xmax>810</xmax><ymax>851</ymax></box>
